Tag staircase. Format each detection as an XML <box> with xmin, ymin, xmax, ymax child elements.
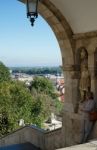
<box><xmin>0</xmin><ymin>142</ymin><xmax>40</xmax><ymax>150</ymax></box>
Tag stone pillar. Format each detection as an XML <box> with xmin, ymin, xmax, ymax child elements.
<box><xmin>62</xmin><ymin>65</ymin><xmax>79</xmax><ymax>113</ymax></box>
<box><xmin>61</xmin><ymin>65</ymin><xmax>80</xmax><ymax>147</ymax></box>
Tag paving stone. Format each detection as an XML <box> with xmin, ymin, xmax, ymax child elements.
<box><xmin>57</xmin><ymin>141</ymin><xmax>97</xmax><ymax>150</ymax></box>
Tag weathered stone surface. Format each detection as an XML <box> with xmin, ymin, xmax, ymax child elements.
<box><xmin>0</xmin><ymin>126</ymin><xmax>62</xmax><ymax>150</ymax></box>
<box><xmin>57</xmin><ymin>140</ymin><xmax>97</xmax><ymax>150</ymax></box>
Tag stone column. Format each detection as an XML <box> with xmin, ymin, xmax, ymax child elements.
<box><xmin>61</xmin><ymin>65</ymin><xmax>80</xmax><ymax>147</ymax></box>
<box><xmin>62</xmin><ymin>65</ymin><xmax>79</xmax><ymax>113</ymax></box>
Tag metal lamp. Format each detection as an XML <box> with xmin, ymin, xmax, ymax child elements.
<box><xmin>26</xmin><ymin>0</ymin><xmax>39</xmax><ymax>26</ymax></box>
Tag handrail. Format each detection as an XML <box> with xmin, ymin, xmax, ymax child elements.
<box><xmin>0</xmin><ymin>125</ymin><xmax>62</xmax><ymax>140</ymax></box>
<box><xmin>0</xmin><ymin>125</ymin><xmax>45</xmax><ymax>140</ymax></box>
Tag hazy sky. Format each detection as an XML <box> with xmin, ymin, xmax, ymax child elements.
<box><xmin>0</xmin><ymin>0</ymin><xmax>62</xmax><ymax>67</ymax></box>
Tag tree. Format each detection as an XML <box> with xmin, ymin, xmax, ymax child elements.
<box><xmin>0</xmin><ymin>81</ymin><xmax>34</xmax><ymax>136</ymax></box>
<box><xmin>30</xmin><ymin>77</ymin><xmax>63</xmax><ymax>126</ymax></box>
<box><xmin>0</xmin><ymin>63</ymin><xmax>63</xmax><ymax>135</ymax></box>
<box><xmin>30</xmin><ymin>88</ymin><xmax>53</xmax><ymax>127</ymax></box>
<box><xmin>0</xmin><ymin>61</ymin><xmax>10</xmax><ymax>82</ymax></box>
<box><xmin>30</xmin><ymin>76</ymin><xmax>54</xmax><ymax>95</ymax></box>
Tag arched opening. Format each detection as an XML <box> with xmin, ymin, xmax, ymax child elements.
<box><xmin>0</xmin><ymin>0</ymin><xmax>68</xmax><ymax>134</ymax></box>
<box><xmin>0</xmin><ymin>0</ymin><xmax>76</xmax><ymax>149</ymax></box>
<box><xmin>18</xmin><ymin>0</ymin><xmax>75</xmax><ymax>115</ymax></box>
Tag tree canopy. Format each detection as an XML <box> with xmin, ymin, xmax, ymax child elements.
<box><xmin>0</xmin><ymin>81</ymin><xmax>34</xmax><ymax>136</ymax></box>
<box><xmin>0</xmin><ymin>62</ymin><xmax>10</xmax><ymax>82</ymax></box>
<box><xmin>30</xmin><ymin>76</ymin><xmax>54</xmax><ymax>94</ymax></box>
<box><xmin>0</xmin><ymin>62</ymin><xmax>63</xmax><ymax>136</ymax></box>
<box><xmin>30</xmin><ymin>77</ymin><xmax>63</xmax><ymax>120</ymax></box>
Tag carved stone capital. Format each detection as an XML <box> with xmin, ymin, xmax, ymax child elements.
<box><xmin>61</xmin><ymin>65</ymin><xmax>79</xmax><ymax>79</ymax></box>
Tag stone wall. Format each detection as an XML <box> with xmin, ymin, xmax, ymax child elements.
<box><xmin>39</xmin><ymin>1</ymin><xmax>97</xmax><ymax>147</ymax></box>
<box><xmin>0</xmin><ymin>126</ymin><xmax>62</xmax><ymax>150</ymax></box>
<box><xmin>45</xmin><ymin>128</ymin><xmax>63</xmax><ymax>150</ymax></box>
<box><xmin>75</xmin><ymin>35</ymin><xmax>97</xmax><ymax>98</ymax></box>
<box><xmin>0</xmin><ymin>126</ymin><xmax>45</xmax><ymax>149</ymax></box>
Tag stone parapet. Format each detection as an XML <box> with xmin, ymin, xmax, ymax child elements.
<box><xmin>0</xmin><ymin>126</ymin><xmax>62</xmax><ymax>150</ymax></box>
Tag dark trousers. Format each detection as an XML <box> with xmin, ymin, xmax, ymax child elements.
<box><xmin>80</xmin><ymin>119</ymin><xmax>94</xmax><ymax>143</ymax></box>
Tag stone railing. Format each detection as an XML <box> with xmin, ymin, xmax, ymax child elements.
<box><xmin>45</xmin><ymin>128</ymin><xmax>62</xmax><ymax>150</ymax></box>
<box><xmin>0</xmin><ymin>125</ymin><xmax>62</xmax><ymax>150</ymax></box>
<box><xmin>0</xmin><ymin>126</ymin><xmax>45</xmax><ymax>149</ymax></box>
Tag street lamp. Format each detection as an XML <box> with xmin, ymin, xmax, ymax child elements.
<box><xmin>26</xmin><ymin>0</ymin><xmax>39</xmax><ymax>26</ymax></box>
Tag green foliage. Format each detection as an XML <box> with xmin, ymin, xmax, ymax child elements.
<box><xmin>0</xmin><ymin>63</ymin><xmax>63</xmax><ymax>135</ymax></box>
<box><xmin>0</xmin><ymin>81</ymin><xmax>34</xmax><ymax>136</ymax></box>
<box><xmin>0</xmin><ymin>77</ymin><xmax>62</xmax><ymax>134</ymax></box>
<box><xmin>31</xmin><ymin>76</ymin><xmax>54</xmax><ymax>95</ymax></box>
<box><xmin>30</xmin><ymin>89</ymin><xmax>53</xmax><ymax>127</ymax></box>
<box><xmin>0</xmin><ymin>62</ymin><xmax>10</xmax><ymax>82</ymax></box>
<box><xmin>30</xmin><ymin>77</ymin><xmax>63</xmax><ymax>126</ymax></box>
<box><xmin>54</xmin><ymin>99</ymin><xmax>63</xmax><ymax>115</ymax></box>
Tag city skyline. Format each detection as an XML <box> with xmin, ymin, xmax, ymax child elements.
<box><xmin>0</xmin><ymin>0</ymin><xmax>62</xmax><ymax>67</ymax></box>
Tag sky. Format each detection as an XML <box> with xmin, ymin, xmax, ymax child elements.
<box><xmin>0</xmin><ymin>0</ymin><xmax>62</xmax><ymax>67</ymax></box>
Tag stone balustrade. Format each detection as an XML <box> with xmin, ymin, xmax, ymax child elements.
<box><xmin>0</xmin><ymin>125</ymin><xmax>62</xmax><ymax>150</ymax></box>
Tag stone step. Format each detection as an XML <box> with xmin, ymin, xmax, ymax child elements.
<box><xmin>0</xmin><ymin>142</ymin><xmax>40</xmax><ymax>150</ymax></box>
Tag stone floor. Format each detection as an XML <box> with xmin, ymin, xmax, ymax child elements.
<box><xmin>57</xmin><ymin>141</ymin><xmax>97</xmax><ymax>150</ymax></box>
<box><xmin>0</xmin><ymin>143</ymin><xmax>40</xmax><ymax>150</ymax></box>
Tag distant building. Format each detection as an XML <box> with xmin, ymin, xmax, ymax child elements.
<box><xmin>11</xmin><ymin>73</ymin><xmax>33</xmax><ymax>82</ymax></box>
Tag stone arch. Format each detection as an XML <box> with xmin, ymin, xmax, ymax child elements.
<box><xmin>19</xmin><ymin>1</ymin><xmax>91</xmax><ymax>146</ymax></box>
<box><xmin>38</xmin><ymin>0</ymin><xmax>74</xmax><ymax>67</ymax></box>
